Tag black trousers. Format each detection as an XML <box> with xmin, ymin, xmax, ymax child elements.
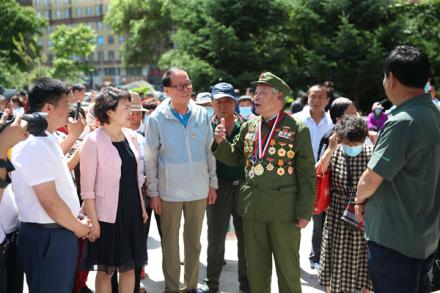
<box><xmin>309</xmin><ymin>212</ymin><xmax>326</xmax><ymax>264</ymax></box>
<box><xmin>368</xmin><ymin>241</ymin><xmax>434</xmax><ymax>293</ymax></box>
<box><xmin>431</xmin><ymin>240</ymin><xmax>440</xmax><ymax>290</ymax></box>
<box><xmin>0</xmin><ymin>230</ymin><xmax>23</xmax><ymax>293</ymax></box>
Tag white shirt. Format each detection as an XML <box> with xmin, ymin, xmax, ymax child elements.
<box><xmin>294</xmin><ymin>107</ymin><xmax>334</xmax><ymax>162</ymax></box>
<box><xmin>0</xmin><ymin>185</ymin><xmax>19</xmax><ymax>243</ymax></box>
<box><xmin>11</xmin><ymin>132</ymin><xmax>80</xmax><ymax>224</ymax></box>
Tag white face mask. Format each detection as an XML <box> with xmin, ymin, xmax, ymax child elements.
<box><xmin>239</xmin><ymin>106</ymin><xmax>253</xmax><ymax>118</ymax></box>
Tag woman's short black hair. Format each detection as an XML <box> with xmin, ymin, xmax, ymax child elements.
<box><xmin>330</xmin><ymin>97</ymin><xmax>354</xmax><ymax>124</ymax></box>
<box><xmin>94</xmin><ymin>87</ymin><xmax>131</xmax><ymax>125</ymax></box>
<box><xmin>334</xmin><ymin>115</ymin><xmax>368</xmax><ymax>143</ymax></box>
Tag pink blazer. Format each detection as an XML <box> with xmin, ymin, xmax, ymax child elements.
<box><xmin>80</xmin><ymin>127</ymin><xmax>146</xmax><ymax>223</ymax></box>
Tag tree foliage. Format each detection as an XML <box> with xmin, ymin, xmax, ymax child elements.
<box><xmin>94</xmin><ymin>0</ymin><xmax>440</xmax><ymax>109</ymax></box>
<box><xmin>106</xmin><ymin>0</ymin><xmax>173</xmax><ymax>65</ymax></box>
<box><xmin>0</xmin><ymin>0</ymin><xmax>47</xmax><ymax>87</ymax></box>
<box><xmin>50</xmin><ymin>24</ymin><xmax>96</xmax><ymax>83</ymax></box>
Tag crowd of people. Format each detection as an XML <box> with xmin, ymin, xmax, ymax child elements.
<box><xmin>0</xmin><ymin>45</ymin><xmax>440</xmax><ymax>293</ymax></box>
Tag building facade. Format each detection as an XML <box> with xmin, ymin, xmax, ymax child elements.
<box><xmin>32</xmin><ymin>0</ymin><xmax>157</xmax><ymax>88</ymax></box>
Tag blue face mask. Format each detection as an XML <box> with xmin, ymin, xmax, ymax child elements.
<box><xmin>239</xmin><ymin>106</ymin><xmax>252</xmax><ymax>118</ymax></box>
<box><xmin>342</xmin><ymin>144</ymin><xmax>363</xmax><ymax>157</ymax></box>
<box><xmin>205</xmin><ymin>106</ymin><xmax>214</xmax><ymax>118</ymax></box>
<box><xmin>374</xmin><ymin>108</ymin><xmax>383</xmax><ymax>116</ymax></box>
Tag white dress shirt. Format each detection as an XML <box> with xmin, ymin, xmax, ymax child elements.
<box><xmin>11</xmin><ymin>132</ymin><xmax>80</xmax><ymax>224</ymax></box>
<box><xmin>294</xmin><ymin>107</ymin><xmax>334</xmax><ymax>162</ymax></box>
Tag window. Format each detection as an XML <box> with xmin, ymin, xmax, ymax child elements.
<box><xmin>56</xmin><ymin>9</ymin><xmax>62</xmax><ymax>19</ymax></box>
<box><xmin>65</xmin><ymin>8</ymin><xmax>71</xmax><ymax>18</ymax></box>
<box><xmin>48</xmin><ymin>40</ymin><xmax>52</xmax><ymax>47</ymax></box>
<box><xmin>96</xmin><ymin>5</ymin><xmax>102</xmax><ymax>16</ymax></box>
<box><xmin>76</xmin><ymin>7</ymin><xmax>82</xmax><ymax>17</ymax></box>
<box><xmin>107</xmin><ymin>35</ymin><xmax>114</xmax><ymax>45</ymax></box>
<box><xmin>98</xmin><ymin>51</ymin><xmax>104</xmax><ymax>63</ymax></box>
<box><xmin>45</xmin><ymin>0</ymin><xmax>50</xmax><ymax>5</ymax></box>
<box><xmin>104</xmin><ymin>68</ymin><xmax>116</xmax><ymax>76</ymax></box>
<box><xmin>97</xmin><ymin>36</ymin><xmax>104</xmax><ymax>46</ymax></box>
<box><xmin>127</xmin><ymin>67</ymin><xmax>143</xmax><ymax>76</ymax></box>
<box><xmin>108</xmin><ymin>51</ymin><xmax>115</xmax><ymax>61</ymax></box>
<box><xmin>86</xmin><ymin>6</ymin><xmax>93</xmax><ymax>16</ymax></box>
<box><xmin>44</xmin><ymin>10</ymin><xmax>51</xmax><ymax>18</ymax></box>
<box><xmin>119</xmin><ymin>36</ymin><xmax>125</xmax><ymax>44</ymax></box>
<box><xmin>64</xmin><ymin>0</ymin><xmax>71</xmax><ymax>4</ymax></box>
<box><xmin>47</xmin><ymin>25</ymin><xmax>52</xmax><ymax>33</ymax></box>
<box><xmin>97</xmin><ymin>21</ymin><xmax>103</xmax><ymax>31</ymax></box>
<box><xmin>88</xmin><ymin>53</ymin><xmax>94</xmax><ymax>62</ymax></box>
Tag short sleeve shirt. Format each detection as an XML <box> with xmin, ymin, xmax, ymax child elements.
<box><xmin>11</xmin><ymin>132</ymin><xmax>80</xmax><ymax>224</ymax></box>
<box><xmin>366</xmin><ymin>94</ymin><xmax>440</xmax><ymax>259</ymax></box>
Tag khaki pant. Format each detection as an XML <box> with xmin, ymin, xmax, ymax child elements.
<box><xmin>161</xmin><ymin>198</ymin><xmax>206</xmax><ymax>292</ymax></box>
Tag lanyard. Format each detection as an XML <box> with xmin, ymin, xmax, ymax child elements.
<box><xmin>254</xmin><ymin>112</ymin><xmax>284</xmax><ymax>160</ymax></box>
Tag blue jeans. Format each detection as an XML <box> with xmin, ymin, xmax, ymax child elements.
<box><xmin>368</xmin><ymin>241</ymin><xmax>435</xmax><ymax>293</ymax></box>
<box><xmin>18</xmin><ymin>224</ymin><xmax>78</xmax><ymax>293</ymax></box>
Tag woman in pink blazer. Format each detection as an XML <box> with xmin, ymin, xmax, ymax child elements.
<box><xmin>80</xmin><ymin>88</ymin><xmax>147</xmax><ymax>293</ymax></box>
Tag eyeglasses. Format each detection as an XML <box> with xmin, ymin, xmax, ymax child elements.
<box><xmin>169</xmin><ymin>82</ymin><xmax>192</xmax><ymax>91</ymax></box>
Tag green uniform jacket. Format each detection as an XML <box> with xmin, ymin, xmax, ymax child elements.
<box><xmin>212</xmin><ymin>113</ymin><xmax>315</xmax><ymax>222</ymax></box>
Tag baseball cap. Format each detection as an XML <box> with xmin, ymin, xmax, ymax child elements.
<box><xmin>252</xmin><ymin>72</ymin><xmax>291</xmax><ymax>97</ymax></box>
<box><xmin>211</xmin><ymin>83</ymin><xmax>236</xmax><ymax>101</ymax></box>
<box><xmin>195</xmin><ymin>92</ymin><xmax>212</xmax><ymax>105</ymax></box>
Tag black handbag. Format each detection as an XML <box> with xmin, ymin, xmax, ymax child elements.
<box><xmin>340</xmin><ymin>155</ymin><xmax>365</xmax><ymax>231</ymax></box>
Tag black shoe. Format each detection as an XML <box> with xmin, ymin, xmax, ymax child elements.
<box><xmin>239</xmin><ymin>282</ymin><xmax>250</xmax><ymax>293</ymax></box>
<box><xmin>79</xmin><ymin>287</ymin><xmax>93</xmax><ymax>293</ymax></box>
<box><xmin>186</xmin><ymin>289</ymin><xmax>207</xmax><ymax>293</ymax></box>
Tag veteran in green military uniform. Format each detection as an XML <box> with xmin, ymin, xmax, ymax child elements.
<box><xmin>212</xmin><ymin>72</ymin><xmax>315</xmax><ymax>293</ymax></box>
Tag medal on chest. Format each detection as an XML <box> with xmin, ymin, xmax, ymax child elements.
<box><xmin>252</xmin><ymin>113</ymin><xmax>285</xmax><ymax>176</ymax></box>
<box><xmin>287</xmin><ymin>162</ymin><xmax>294</xmax><ymax>175</ymax></box>
<box><xmin>278</xmin><ymin>142</ymin><xmax>287</xmax><ymax>157</ymax></box>
<box><xmin>266</xmin><ymin>158</ymin><xmax>275</xmax><ymax>171</ymax></box>
<box><xmin>287</xmin><ymin>144</ymin><xmax>295</xmax><ymax>159</ymax></box>
<box><xmin>277</xmin><ymin>159</ymin><xmax>285</xmax><ymax>176</ymax></box>
<box><xmin>268</xmin><ymin>139</ymin><xmax>276</xmax><ymax>156</ymax></box>
<box><xmin>253</xmin><ymin>163</ymin><xmax>264</xmax><ymax>176</ymax></box>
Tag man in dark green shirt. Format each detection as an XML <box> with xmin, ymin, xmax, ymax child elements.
<box><xmin>212</xmin><ymin>73</ymin><xmax>315</xmax><ymax>293</ymax></box>
<box><xmin>356</xmin><ymin>46</ymin><xmax>440</xmax><ymax>293</ymax></box>
<box><xmin>200</xmin><ymin>83</ymin><xmax>248</xmax><ymax>293</ymax></box>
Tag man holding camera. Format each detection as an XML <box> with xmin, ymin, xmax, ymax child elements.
<box><xmin>10</xmin><ymin>78</ymin><xmax>91</xmax><ymax>293</ymax></box>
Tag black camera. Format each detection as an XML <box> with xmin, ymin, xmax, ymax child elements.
<box><xmin>0</xmin><ymin>112</ymin><xmax>48</xmax><ymax>137</ymax></box>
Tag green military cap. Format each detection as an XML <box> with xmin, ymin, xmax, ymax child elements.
<box><xmin>252</xmin><ymin>72</ymin><xmax>291</xmax><ymax>97</ymax></box>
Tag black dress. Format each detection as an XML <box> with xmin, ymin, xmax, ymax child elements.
<box><xmin>84</xmin><ymin>139</ymin><xmax>147</xmax><ymax>274</ymax></box>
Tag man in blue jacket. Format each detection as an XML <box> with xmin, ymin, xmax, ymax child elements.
<box><xmin>144</xmin><ymin>67</ymin><xmax>218</xmax><ymax>293</ymax></box>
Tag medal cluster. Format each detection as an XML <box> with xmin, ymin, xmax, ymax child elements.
<box><xmin>247</xmin><ymin>114</ymin><xmax>296</xmax><ymax>178</ymax></box>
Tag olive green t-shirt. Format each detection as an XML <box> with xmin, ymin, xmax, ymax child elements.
<box><xmin>366</xmin><ymin>94</ymin><xmax>440</xmax><ymax>259</ymax></box>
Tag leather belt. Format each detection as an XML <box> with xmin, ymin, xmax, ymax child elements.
<box><xmin>218</xmin><ymin>178</ymin><xmax>242</xmax><ymax>186</ymax></box>
<box><xmin>22</xmin><ymin>222</ymin><xmax>63</xmax><ymax>229</ymax></box>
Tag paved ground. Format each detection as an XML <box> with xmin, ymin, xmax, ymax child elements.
<box><xmin>24</xmin><ymin>215</ymin><xmax>327</xmax><ymax>293</ymax></box>
<box><xmin>94</xmin><ymin>215</ymin><xmax>326</xmax><ymax>293</ymax></box>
